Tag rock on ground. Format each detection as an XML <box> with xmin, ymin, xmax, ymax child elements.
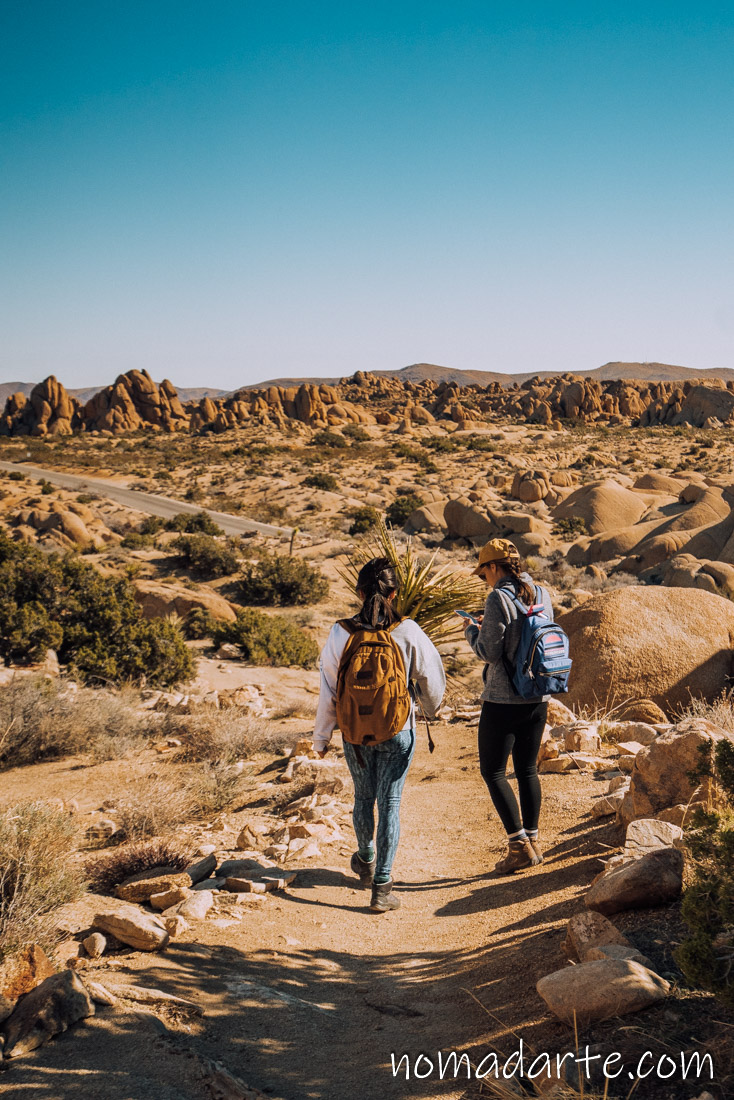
<box><xmin>537</xmin><ymin>959</ymin><xmax>670</xmax><ymax>1025</ymax></box>
<box><xmin>3</xmin><ymin>969</ymin><xmax>95</xmax><ymax>1058</ymax></box>
<box><xmin>584</xmin><ymin>847</ymin><xmax>684</xmax><ymax>916</ymax></box>
<box><xmin>92</xmin><ymin>907</ymin><xmax>170</xmax><ymax>951</ymax></box>
<box><xmin>564</xmin><ymin>910</ymin><xmax>632</xmax><ymax>961</ymax></box>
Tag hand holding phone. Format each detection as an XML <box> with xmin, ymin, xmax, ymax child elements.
<box><xmin>455</xmin><ymin>609</ymin><xmax>480</xmax><ymax>626</ymax></box>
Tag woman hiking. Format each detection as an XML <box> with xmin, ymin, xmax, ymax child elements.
<box><xmin>463</xmin><ymin>538</ymin><xmax>553</xmax><ymax>874</ymax></box>
<box><xmin>312</xmin><ymin>557</ymin><xmax>445</xmax><ymax>912</ymax></box>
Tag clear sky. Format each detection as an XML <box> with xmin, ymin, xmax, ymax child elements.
<box><xmin>2</xmin><ymin>2</ymin><xmax>734</xmax><ymax>390</ymax></box>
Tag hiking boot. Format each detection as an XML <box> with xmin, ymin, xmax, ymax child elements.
<box><xmin>370</xmin><ymin>880</ymin><xmax>400</xmax><ymax>912</ymax></box>
<box><xmin>528</xmin><ymin>836</ymin><xmax>544</xmax><ymax>863</ymax></box>
<box><xmin>494</xmin><ymin>838</ymin><xmax>541</xmax><ymax>874</ymax></box>
<box><xmin>350</xmin><ymin>851</ymin><xmax>376</xmax><ymax>888</ymax></box>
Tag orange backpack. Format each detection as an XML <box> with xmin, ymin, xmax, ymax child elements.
<box><xmin>335</xmin><ymin>619</ymin><xmax>411</xmax><ymax>746</ymax></box>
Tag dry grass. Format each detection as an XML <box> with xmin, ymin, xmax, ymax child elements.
<box><xmin>84</xmin><ymin>838</ymin><xmax>194</xmax><ymax>895</ymax></box>
<box><xmin>0</xmin><ymin>676</ymin><xmax>150</xmax><ymax>768</ymax></box>
<box><xmin>0</xmin><ymin>801</ymin><xmax>85</xmax><ymax>955</ymax></box>
<box><xmin>676</xmin><ymin>692</ymin><xmax>734</xmax><ymax>734</ymax></box>
<box><xmin>106</xmin><ymin>773</ymin><xmax>195</xmax><ymax>841</ymax></box>
<box><xmin>160</xmin><ymin>708</ymin><xmax>292</xmax><ymax>763</ymax></box>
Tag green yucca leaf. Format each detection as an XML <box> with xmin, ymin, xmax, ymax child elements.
<box><xmin>337</xmin><ymin>519</ymin><xmax>486</xmax><ymax>647</ymax></box>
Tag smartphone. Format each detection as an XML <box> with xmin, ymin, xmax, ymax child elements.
<box><xmin>454</xmin><ymin>609</ymin><xmax>480</xmax><ymax>625</ymax></box>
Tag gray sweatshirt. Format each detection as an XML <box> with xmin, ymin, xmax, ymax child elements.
<box><xmin>465</xmin><ymin>573</ymin><xmax>554</xmax><ymax>704</ymax></box>
<box><xmin>313</xmin><ymin>618</ymin><xmax>446</xmax><ymax>751</ymax></box>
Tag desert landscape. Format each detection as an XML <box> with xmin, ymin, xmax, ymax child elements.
<box><xmin>0</xmin><ymin>364</ymin><xmax>731</xmax><ymax>1098</ymax></box>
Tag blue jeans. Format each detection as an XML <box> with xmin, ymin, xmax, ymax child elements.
<box><xmin>342</xmin><ymin>728</ymin><xmax>415</xmax><ymax>879</ymax></box>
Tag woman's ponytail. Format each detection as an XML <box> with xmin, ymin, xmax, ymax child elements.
<box><xmin>504</xmin><ymin>557</ymin><xmax>535</xmax><ymax>605</ymax></box>
<box><xmin>356</xmin><ymin>557</ymin><xmax>400</xmax><ymax>627</ymax></box>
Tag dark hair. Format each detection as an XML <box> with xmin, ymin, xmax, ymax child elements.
<box><xmin>355</xmin><ymin>557</ymin><xmax>400</xmax><ymax>627</ymax></box>
<box><xmin>496</xmin><ymin>556</ymin><xmax>535</xmax><ymax>605</ymax></box>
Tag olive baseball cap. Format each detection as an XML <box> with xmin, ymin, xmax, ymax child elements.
<box><xmin>472</xmin><ymin>538</ymin><xmax>520</xmax><ymax>575</ymax></box>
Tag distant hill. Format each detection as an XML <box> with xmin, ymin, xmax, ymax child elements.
<box><xmin>0</xmin><ymin>382</ymin><xmax>34</xmax><ymax>405</ymax></box>
<box><xmin>244</xmin><ymin>361</ymin><xmax>734</xmax><ymax>390</ymax></box>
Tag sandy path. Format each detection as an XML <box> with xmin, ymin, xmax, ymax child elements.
<box><xmin>1</xmin><ymin>722</ymin><xmax>612</xmax><ymax>1099</ymax></box>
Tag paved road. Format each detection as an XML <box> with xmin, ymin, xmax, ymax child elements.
<box><xmin>0</xmin><ymin>460</ymin><xmax>292</xmax><ymax>538</ymax></box>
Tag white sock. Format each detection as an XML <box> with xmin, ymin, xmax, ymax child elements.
<box><xmin>508</xmin><ymin>828</ymin><xmax>527</xmax><ymax>841</ymax></box>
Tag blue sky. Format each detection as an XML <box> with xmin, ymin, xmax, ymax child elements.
<box><xmin>2</xmin><ymin>2</ymin><xmax>734</xmax><ymax>390</ymax></box>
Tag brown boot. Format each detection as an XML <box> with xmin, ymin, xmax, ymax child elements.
<box><xmin>527</xmin><ymin>835</ymin><xmax>543</xmax><ymax>863</ymax></box>
<box><xmin>494</xmin><ymin>838</ymin><xmax>541</xmax><ymax>874</ymax></box>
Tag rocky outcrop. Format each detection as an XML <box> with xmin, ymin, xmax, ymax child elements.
<box><xmin>0</xmin><ymin>377</ymin><xmax>81</xmax><ymax>437</ymax></box>
<box><xmin>84</xmin><ymin>370</ymin><xmax>188</xmax><ymax>433</ymax></box>
<box><xmin>132</xmin><ymin>580</ymin><xmax>237</xmax><ymax>622</ymax></box>
<box><xmin>559</xmin><ymin>585</ymin><xmax>734</xmax><ymax>710</ymax></box>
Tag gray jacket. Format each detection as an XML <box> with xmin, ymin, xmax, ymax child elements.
<box><xmin>465</xmin><ymin>573</ymin><xmax>553</xmax><ymax>704</ymax></box>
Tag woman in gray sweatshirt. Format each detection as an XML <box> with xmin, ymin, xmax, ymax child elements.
<box><xmin>313</xmin><ymin>557</ymin><xmax>445</xmax><ymax>912</ymax></box>
<box><xmin>463</xmin><ymin>538</ymin><xmax>552</xmax><ymax>874</ymax></box>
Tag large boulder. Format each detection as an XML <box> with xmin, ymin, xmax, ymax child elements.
<box><xmin>552</xmin><ymin>480</ymin><xmax>648</xmax><ymax>535</ymax></box>
<box><xmin>443</xmin><ymin>498</ymin><xmax>495</xmax><ymax>539</ymax></box>
<box><xmin>618</xmin><ymin>718</ymin><xmax>731</xmax><ymax>826</ymax></box>
<box><xmin>558</xmin><ymin>586</ymin><xmax>734</xmax><ymax>711</ymax></box>
<box><xmin>584</xmin><ymin>848</ymin><xmax>684</xmax><ymax>915</ymax></box>
<box><xmin>132</xmin><ymin>580</ymin><xmax>237</xmax><ymax>622</ymax></box>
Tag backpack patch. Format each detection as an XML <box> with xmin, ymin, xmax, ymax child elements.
<box><xmin>335</xmin><ymin>620</ymin><xmax>411</xmax><ymax>745</ymax></box>
<box><xmin>497</xmin><ymin>588</ymin><xmax>572</xmax><ymax>699</ymax></box>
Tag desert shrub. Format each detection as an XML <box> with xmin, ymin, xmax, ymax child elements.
<box><xmin>349</xmin><ymin>506</ymin><xmax>380</xmax><ymax>536</ymax></box>
<box><xmin>309</xmin><ymin>430</ymin><xmax>348</xmax><ymax>449</ymax></box>
<box><xmin>7</xmin><ymin>472</ymin><xmax>24</xmax><ymax>482</ymax></box>
<box><xmin>386</xmin><ymin>493</ymin><xmax>425</xmax><ymax>527</ymax></box>
<box><xmin>0</xmin><ymin>532</ymin><xmax>194</xmax><ymax>686</ymax></box>
<box><xmin>303</xmin><ymin>472</ymin><xmax>338</xmax><ymax>491</ymax></box>
<box><xmin>185</xmin><ymin>762</ymin><xmax>243</xmax><ymax>815</ymax></box>
<box><xmin>165</xmin><ymin>511</ymin><xmax>223</xmax><ymax>536</ymax></box>
<box><xmin>0</xmin><ymin>801</ymin><xmax>84</xmax><ymax>955</ymax></box>
<box><xmin>0</xmin><ymin>678</ymin><xmax>150</xmax><ymax>768</ymax></box>
<box><xmin>211</xmin><ymin>609</ymin><xmax>319</xmax><ymax>667</ymax></box>
<box><xmin>239</xmin><ymin>554</ymin><xmax>329</xmax><ymax>606</ymax></box>
<box><xmin>424</xmin><ymin>436</ymin><xmax>460</xmax><ymax>453</ymax></box>
<box><xmin>140</xmin><ymin>515</ymin><xmax>165</xmax><ymax>535</ymax></box>
<box><xmin>676</xmin><ymin>737</ymin><xmax>734</xmax><ymax>1007</ymax></box>
<box><xmin>183</xmin><ymin>608</ymin><xmax>218</xmax><ymax>640</ymax></box>
<box><xmin>84</xmin><ymin>838</ymin><xmax>193</xmax><ymax>895</ymax></box>
<box><xmin>106</xmin><ymin>774</ymin><xmax>196</xmax><ymax>842</ymax></box>
<box><xmin>552</xmin><ymin>516</ymin><xmax>589</xmax><ymax>538</ymax></box>
<box><xmin>39</xmin><ymin>479</ymin><xmax>54</xmax><ymax>495</ymax></box>
<box><xmin>120</xmin><ymin>531</ymin><xmax>155</xmax><ymax>549</ymax></box>
<box><xmin>172</xmin><ymin>533</ymin><xmax>240</xmax><ymax>578</ymax></box>
<box><xmin>464</xmin><ymin>435</ymin><xmax>497</xmax><ymax>452</ymax></box>
<box><xmin>341</xmin><ymin>424</ymin><xmax>370</xmax><ymax>442</ymax></box>
<box><xmin>392</xmin><ymin>442</ymin><xmax>439</xmax><ymax>472</ymax></box>
<box><xmin>162</xmin><ymin>708</ymin><xmax>251</xmax><ymax>764</ymax></box>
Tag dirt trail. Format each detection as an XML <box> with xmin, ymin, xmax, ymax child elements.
<box><xmin>1</xmin><ymin>724</ymin><xmax>612</xmax><ymax>1100</ymax></box>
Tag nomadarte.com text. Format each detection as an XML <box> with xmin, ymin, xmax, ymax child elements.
<box><xmin>391</xmin><ymin>1043</ymin><xmax>714</xmax><ymax>1083</ymax></box>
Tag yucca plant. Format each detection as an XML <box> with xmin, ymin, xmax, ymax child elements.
<box><xmin>338</xmin><ymin>519</ymin><xmax>486</xmax><ymax>647</ymax></box>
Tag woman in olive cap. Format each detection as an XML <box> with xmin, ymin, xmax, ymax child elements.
<box><xmin>463</xmin><ymin>538</ymin><xmax>553</xmax><ymax>873</ymax></box>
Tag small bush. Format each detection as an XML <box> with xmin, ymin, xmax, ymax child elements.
<box><xmin>303</xmin><ymin>473</ymin><xmax>339</xmax><ymax>491</ymax></box>
<box><xmin>309</xmin><ymin>430</ymin><xmax>348</xmax><ymax>449</ymax></box>
<box><xmin>185</xmin><ymin>762</ymin><xmax>242</xmax><ymax>815</ymax></box>
<box><xmin>165</xmin><ymin>511</ymin><xmax>224</xmax><ymax>536</ymax></box>
<box><xmin>464</xmin><ymin>435</ymin><xmax>497</xmax><ymax>452</ymax></box>
<box><xmin>424</xmin><ymin>436</ymin><xmax>460</xmax><ymax>453</ymax></box>
<box><xmin>676</xmin><ymin>736</ymin><xmax>734</xmax><ymax>1007</ymax></box>
<box><xmin>342</xmin><ymin>424</ymin><xmax>370</xmax><ymax>442</ymax></box>
<box><xmin>84</xmin><ymin>839</ymin><xmax>193</xmax><ymax>895</ymax></box>
<box><xmin>392</xmin><ymin>443</ymin><xmax>439</xmax><ymax>472</ymax></box>
<box><xmin>386</xmin><ymin>493</ymin><xmax>425</xmax><ymax>527</ymax></box>
<box><xmin>172</xmin><ymin>534</ymin><xmax>240</xmax><ymax>578</ymax></box>
<box><xmin>183</xmin><ymin>608</ymin><xmax>218</xmax><ymax>639</ymax></box>
<box><xmin>349</xmin><ymin>506</ymin><xmax>380</xmax><ymax>536</ymax></box>
<box><xmin>239</xmin><ymin>554</ymin><xmax>329</xmax><ymax>606</ymax></box>
<box><xmin>107</xmin><ymin>774</ymin><xmax>195</xmax><ymax>842</ymax></box>
<box><xmin>39</xmin><ymin>479</ymin><xmax>54</xmax><ymax>495</ymax></box>
<box><xmin>0</xmin><ymin>802</ymin><xmax>84</xmax><ymax>955</ymax></box>
<box><xmin>212</xmin><ymin>609</ymin><xmax>319</xmax><ymax>667</ymax></box>
<box><xmin>120</xmin><ymin>531</ymin><xmax>155</xmax><ymax>550</ymax></box>
<box><xmin>162</xmin><ymin>710</ymin><xmax>290</xmax><ymax>763</ymax></box>
<box><xmin>552</xmin><ymin>516</ymin><xmax>589</xmax><ymax>538</ymax></box>
<box><xmin>140</xmin><ymin>515</ymin><xmax>165</xmax><ymax>536</ymax></box>
<box><xmin>7</xmin><ymin>472</ymin><xmax>25</xmax><ymax>482</ymax></box>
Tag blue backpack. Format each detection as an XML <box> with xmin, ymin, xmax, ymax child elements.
<box><xmin>495</xmin><ymin>584</ymin><xmax>572</xmax><ymax>699</ymax></box>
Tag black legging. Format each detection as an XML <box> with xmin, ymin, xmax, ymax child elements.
<box><xmin>477</xmin><ymin>700</ymin><xmax>548</xmax><ymax>835</ymax></box>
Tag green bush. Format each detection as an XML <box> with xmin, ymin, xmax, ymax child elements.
<box><xmin>212</xmin><ymin>609</ymin><xmax>319</xmax><ymax>667</ymax></box>
<box><xmin>172</xmin><ymin>534</ymin><xmax>240</xmax><ymax>578</ymax></box>
<box><xmin>349</xmin><ymin>506</ymin><xmax>380</xmax><ymax>536</ymax></box>
<box><xmin>552</xmin><ymin>516</ymin><xmax>589</xmax><ymax>538</ymax></box>
<box><xmin>0</xmin><ymin>532</ymin><xmax>194</xmax><ymax>686</ymax></box>
<box><xmin>386</xmin><ymin>493</ymin><xmax>425</xmax><ymax>527</ymax></box>
<box><xmin>7</xmin><ymin>472</ymin><xmax>25</xmax><ymax>482</ymax></box>
<box><xmin>120</xmin><ymin>531</ymin><xmax>155</xmax><ymax>549</ymax></box>
<box><xmin>239</xmin><ymin>554</ymin><xmax>329</xmax><ymax>606</ymax></box>
<box><xmin>392</xmin><ymin>442</ymin><xmax>439</xmax><ymax>472</ymax></box>
<box><xmin>183</xmin><ymin>608</ymin><xmax>218</xmax><ymax>639</ymax></box>
<box><xmin>303</xmin><ymin>472</ymin><xmax>339</xmax><ymax>491</ymax></box>
<box><xmin>464</xmin><ymin>435</ymin><xmax>497</xmax><ymax>452</ymax></box>
<box><xmin>342</xmin><ymin>424</ymin><xmax>370</xmax><ymax>442</ymax></box>
<box><xmin>424</xmin><ymin>436</ymin><xmax>460</xmax><ymax>453</ymax></box>
<box><xmin>676</xmin><ymin>737</ymin><xmax>734</xmax><ymax>1007</ymax></box>
<box><xmin>140</xmin><ymin>515</ymin><xmax>165</xmax><ymax>535</ymax></box>
<box><xmin>309</xmin><ymin>430</ymin><xmax>348</xmax><ymax>449</ymax></box>
<box><xmin>165</xmin><ymin>511</ymin><xmax>224</xmax><ymax>536</ymax></box>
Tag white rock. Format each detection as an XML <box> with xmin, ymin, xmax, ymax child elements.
<box><xmin>537</xmin><ymin>959</ymin><xmax>670</xmax><ymax>1025</ymax></box>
